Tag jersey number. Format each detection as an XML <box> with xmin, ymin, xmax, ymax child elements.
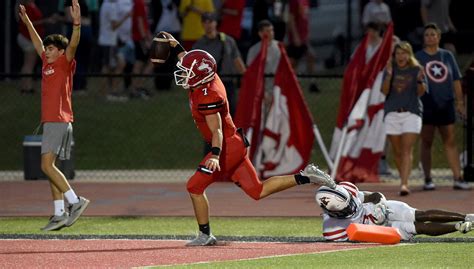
<box><xmin>202</xmin><ymin>88</ymin><xmax>208</xmax><ymax>96</ymax></box>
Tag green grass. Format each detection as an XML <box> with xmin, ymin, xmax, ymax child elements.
<box><xmin>0</xmin><ymin>77</ymin><xmax>464</xmax><ymax>171</ymax></box>
<box><xmin>1</xmin><ymin>216</ymin><xmax>473</xmax><ymax>268</ymax></box>
<box><xmin>167</xmin><ymin>243</ymin><xmax>473</xmax><ymax>268</ymax></box>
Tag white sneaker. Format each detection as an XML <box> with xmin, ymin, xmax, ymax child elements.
<box><xmin>300</xmin><ymin>164</ymin><xmax>336</xmax><ymax>189</ymax></box>
<box><xmin>455</xmin><ymin>221</ymin><xmax>473</xmax><ymax>234</ymax></box>
<box><xmin>465</xmin><ymin>214</ymin><xmax>474</xmax><ymax>222</ymax></box>
<box><xmin>453</xmin><ymin>180</ymin><xmax>472</xmax><ymax>190</ymax></box>
<box><xmin>186</xmin><ymin>232</ymin><xmax>217</xmax><ymax>246</ymax></box>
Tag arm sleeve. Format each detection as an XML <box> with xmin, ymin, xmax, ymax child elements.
<box><xmin>197</xmin><ymin>90</ymin><xmax>225</xmax><ymax>116</ymax></box>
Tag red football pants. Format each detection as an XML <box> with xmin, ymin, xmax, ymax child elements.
<box><xmin>187</xmin><ymin>133</ymin><xmax>263</xmax><ymax>200</ymax></box>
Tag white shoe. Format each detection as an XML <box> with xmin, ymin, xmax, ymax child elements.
<box><xmin>455</xmin><ymin>221</ymin><xmax>472</xmax><ymax>234</ymax></box>
<box><xmin>465</xmin><ymin>214</ymin><xmax>474</xmax><ymax>222</ymax></box>
<box><xmin>186</xmin><ymin>232</ymin><xmax>217</xmax><ymax>246</ymax></box>
<box><xmin>300</xmin><ymin>164</ymin><xmax>336</xmax><ymax>189</ymax></box>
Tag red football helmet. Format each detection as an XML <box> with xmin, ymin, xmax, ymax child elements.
<box><xmin>174</xmin><ymin>49</ymin><xmax>217</xmax><ymax>89</ymax></box>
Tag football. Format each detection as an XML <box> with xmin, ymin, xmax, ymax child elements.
<box><xmin>149</xmin><ymin>33</ymin><xmax>170</xmax><ymax>64</ymax></box>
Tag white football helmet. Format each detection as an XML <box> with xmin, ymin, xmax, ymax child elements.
<box><xmin>174</xmin><ymin>49</ymin><xmax>216</xmax><ymax>89</ymax></box>
<box><xmin>315</xmin><ymin>185</ymin><xmax>357</xmax><ymax>219</ymax></box>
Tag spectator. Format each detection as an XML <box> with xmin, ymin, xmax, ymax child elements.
<box><xmin>286</xmin><ymin>0</ymin><xmax>318</xmax><ymax>93</ymax></box>
<box><xmin>381</xmin><ymin>41</ymin><xmax>427</xmax><ymax>196</ymax></box>
<box><xmin>361</xmin><ymin>0</ymin><xmax>392</xmax><ymax>28</ymax></box>
<box><xmin>247</xmin><ymin>20</ymin><xmax>281</xmax><ymax>94</ymax></box>
<box><xmin>16</xmin><ymin>0</ymin><xmax>55</xmax><ymax>94</ymax></box>
<box><xmin>116</xmin><ymin>0</ymin><xmax>134</xmax><ymax>92</ymax></box>
<box><xmin>415</xmin><ymin>23</ymin><xmax>470</xmax><ymax>191</ymax></box>
<box><xmin>420</xmin><ymin>0</ymin><xmax>457</xmax><ymax>53</ymax></box>
<box><xmin>152</xmin><ymin>0</ymin><xmax>181</xmax><ymax>90</ymax></box>
<box><xmin>18</xmin><ymin>0</ymin><xmax>90</xmax><ymax>231</ymax></box>
<box><xmin>387</xmin><ymin>0</ymin><xmax>423</xmax><ymax>52</ymax></box>
<box><xmin>217</xmin><ymin>0</ymin><xmax>246</xmax><ymax>41</ymax></box>
<box><xmin>60</xmin><ymin>0</ymin><xmax>94</xmax><ymax>94</ymax></box>
<box><xmin>246</xmin><ymin>20</ymin><xmax>282</xmax><ymax>117</ymax></box>
<box><xmin>128</xmin><ymin>0</ymin><xmax>154</xmax><ymax>99</ymax></box>
<box><xmin>179</xmin><ymin>0</ymin><xmax>214</xmax><ymax>50</ymax></box>
<box><xmin>193</xmin><ymin>12</ymin><xmax>246</xmax><ymax>116</ymax></box>
<box><xmin>98</xmin><ymin>0</ymin><xmax>130</xmax><ymax>101</ymax></box>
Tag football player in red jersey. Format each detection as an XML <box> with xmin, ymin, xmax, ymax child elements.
<box><xmin>159</xmin><ymin>31</ymin><xmax>336</xmax><ymax>246</ymax></box>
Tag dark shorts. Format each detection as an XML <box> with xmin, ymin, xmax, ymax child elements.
<box><xmin>134</xmin><ymin>41</ymin><xmax>149</xmax><ymax>62</ymax></box>
<box><xmin>422</xmin><ymin>101</ymin><xmax>456</xmax><ymax>126</ymax></box>
<box><xmin>287</xmin><ymin>44</ymin><xmax>308</xmax><ymax>60</ymax></box>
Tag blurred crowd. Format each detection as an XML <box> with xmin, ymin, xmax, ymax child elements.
<box><xmin>14</xmin><ymin>0</ymin><xmax>471</xmax><ymax>99</ymax></box>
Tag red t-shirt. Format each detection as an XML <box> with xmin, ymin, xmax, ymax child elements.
<box><xmin>19</xmin><ymin>3</ymin><xmax>45</xmax><ymax>39</ymax></box>
<box><xmin>41</xmin><ymin>52</ymin><xmax>76</xmax><ymax>123</ymax></box>
<box><xmin>217</xmin><ymin>0</ymin><xmax>246</xmax><ymax>40</ymax></box>
<box><xmin>289</xmin><ymin>0</ymin><xmax>310</xmax><ymax>44</ymax></box>
<box><xmin>132</xmin><ymin>0</ymin><xmax>149</xmax><ymax>41</ymax></box>
<box><xmin>189</xmin><ymin>75</ymin><xmax>236</xmax><ymax>143</ymax></box>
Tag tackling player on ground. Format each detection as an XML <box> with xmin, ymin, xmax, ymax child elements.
<box><xmin>316</xmin><ymin>182</ymin><xmax>474</xmax><ymax>241</ymax></box>
<box><xmin>159</xmin><ymin>31</ymin><xmax>336</xmax><ymax>246</ymax></box>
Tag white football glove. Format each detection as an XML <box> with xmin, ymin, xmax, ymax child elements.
<box><xmin>373</xmin><ymin>202</ymin><xmax>389</xmax><ymax>225</ymax></box>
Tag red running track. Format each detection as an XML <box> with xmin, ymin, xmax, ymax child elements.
<box><xmin>0</xmin><ymin>239</ymin><xmax>378</xmax><ymax>268</ymax></box>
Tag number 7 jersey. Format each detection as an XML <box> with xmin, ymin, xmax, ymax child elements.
<box><xmin>189</xmin><ymin>74</ymin><xmax>237</xmax><ymax>143</ymax></box>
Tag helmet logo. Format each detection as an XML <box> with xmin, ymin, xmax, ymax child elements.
<box><xmin>197</xmin><ymin>58</ymin><xmax>213</xmax><ymax>73</ymax></box>
<box><xmin>319</xmin><ymin>197</ymin><xmax>330</xmax><ymax>206</ymax></box>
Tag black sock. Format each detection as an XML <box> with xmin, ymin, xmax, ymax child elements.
<box><xmin>294</xmin><ymin>174</ymin><xmax>310</xmax><ymax>185</ymax></box>
<box><xmin>199</xmin><ymin>223</ymin><xmax>210</xmax><ymax>235</ymax></box>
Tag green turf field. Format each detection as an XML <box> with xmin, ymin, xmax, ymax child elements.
<box><xmin>0</xmin><ymin>77</ymin><xmax>464</xmax><ymax>171</ymax></box>
<box><xmin>1</xmin><ymin>216</ymin><xmax>473</xmax><ymax>268</ymax></box>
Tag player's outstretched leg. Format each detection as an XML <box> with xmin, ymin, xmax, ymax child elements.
<box><xmin>415</xmin><ymin>210</ymin><xmax>466</xmax><ymax>223</ymax></box>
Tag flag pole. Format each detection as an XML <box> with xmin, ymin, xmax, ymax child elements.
<box><xmin>313</xmin><ymin>124</ymin><xmax>333</xmax><ymax>170</ymax></box>
<box><xmin>331</xmin><ymin>125</ymin><xmax>348</xmax><ymax>179</ymax></box>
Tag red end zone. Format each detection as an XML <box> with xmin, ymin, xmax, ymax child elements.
<box><xmin>0</xmin><ymin>239</ymin><xmax>380</xmax><ymax>268</ymax></box>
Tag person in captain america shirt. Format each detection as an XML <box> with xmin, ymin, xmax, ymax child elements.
<box><xmin>157</xmin><ymin>31</ymin><xmax>337</xmax><ymax>246</ymax></box>
<box><xmin>415</xmin><ymin>23</ymin><xmax>470</xmax><ymax>191</ymax></box>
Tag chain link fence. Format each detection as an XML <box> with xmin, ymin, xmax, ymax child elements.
<box><xmin>0</xmin><ymin>73</ymin><xmax>465</xmax><ymax>181</ymax></box>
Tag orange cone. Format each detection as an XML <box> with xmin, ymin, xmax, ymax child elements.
<box><xmin>346</xmin><ymin>223</ymin><xmax>401</xmax><ymax>244</ymax></box>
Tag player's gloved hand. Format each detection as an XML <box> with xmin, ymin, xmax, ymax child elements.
<box><xmin>159</xmin><ymin>31</ymin><xmax>179</xmax><ymax>48</ymax></box>
<box><xmin>205</xmin><ymin>156</ymin><xmax>221</xmax><ymax>172</ymax></box>
<box><xmin>373</xmin><ymin>202</ymin><xmax>389</xmax><ymax>225</ymax></box>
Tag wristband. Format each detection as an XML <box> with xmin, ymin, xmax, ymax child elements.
<box><xmin>211</xmin><ymin>147</ymin><xmax>221</xmax><ymax>156</ymax></box>
<box><xmin>173</xmin><ymin>43</ymin><xmax>185</xmax><ymax>55</ymax></box>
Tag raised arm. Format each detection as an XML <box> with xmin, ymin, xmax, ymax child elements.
<box><xmin>66</xmin><ymin>0</ymin><xmax>81</xmax><ymax>62</ymax></box>
<box><xmin>160</xmin><ymin>31</ymin><xmax>186</xmax><ymax>60</ymax></box>
<box><xmin>18</xmin><ymin>4</ymin><xmax>44</xmax><ymax>57</ymax></box>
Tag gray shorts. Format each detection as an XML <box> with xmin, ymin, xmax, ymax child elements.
<box><xmin>41</xmin><ymin>122</ymin><xmax>73</xmax><ymax>160</ymax></box>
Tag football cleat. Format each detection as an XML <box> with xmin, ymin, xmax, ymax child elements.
<box><xmin>186</xmin><ymin>232</ymin><xmax>217</xmax><ymax>247</ymax></box>
<box><xmin>300</xmin><ymin>164</ymin><xmax>336</xmax><ymax>189</ymax></box>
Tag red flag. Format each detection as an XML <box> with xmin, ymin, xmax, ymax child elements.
<box><xmin>329</xmin><ymin>23</ymin><xmax>394</xmax><ymax>183</ymax></box>
<box><xmin>236</xmin><ymin>41</ymin><xmax>315</xmax><ymax>177</ymax></box>
<box><xmin>234</xmin><ymin>38</ymin><xmax>268</xmax><ymax>160</ymax></box>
